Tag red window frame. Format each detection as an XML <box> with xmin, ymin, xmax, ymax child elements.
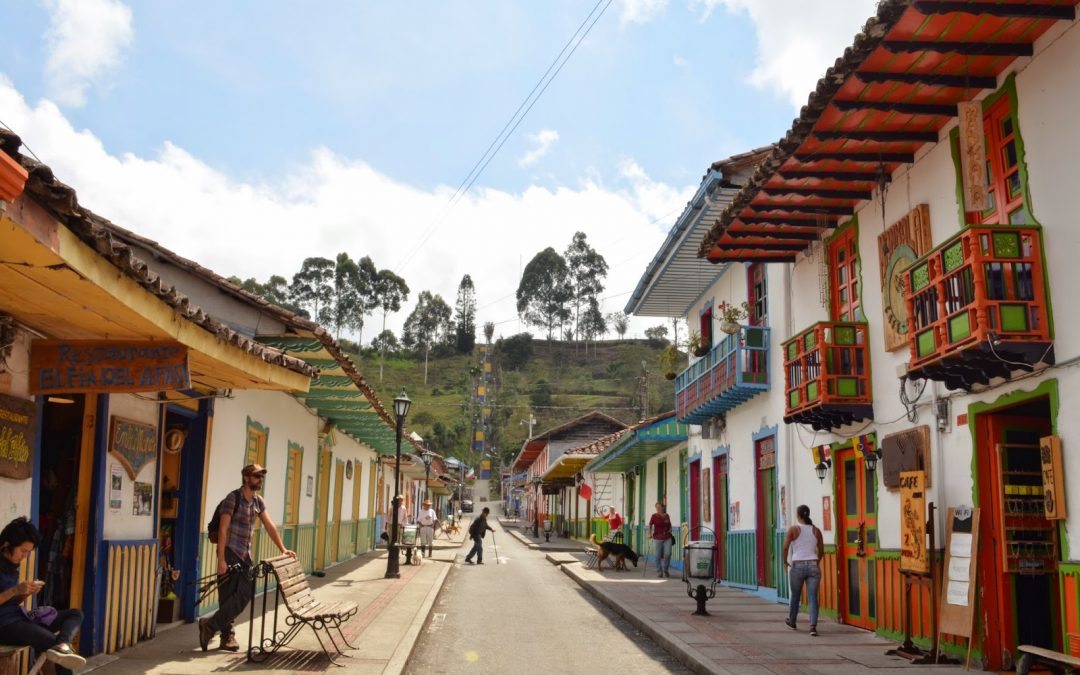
<box><xmin>747</xmin><ymin>263</ymin><xmax>767</xmax><ymax>326</ymax></box>
<box><xmin>971</xmin><ymin>95</ymin><xmax>1027</xmax><ymax>225</ymax></box>
<box><xmin>829</xmin><ymin>227</ymin><xmax>860</xmax><ymax>322</ymax></box>
<box><xmin>699</xmin><ymin>305</ymin><xmax>713</xmax><ymax>351</ymax></box>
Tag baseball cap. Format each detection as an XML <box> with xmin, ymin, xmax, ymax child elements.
<box><xmin>242</xmin><ymin>463</ymin><xmax>267</xmax><ymax>477</ymax></box>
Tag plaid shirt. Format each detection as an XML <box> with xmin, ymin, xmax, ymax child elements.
<box><xmin>219</xmin><ymin>490</ymin><xmax>265</xmax><ymax>560</ymax></box>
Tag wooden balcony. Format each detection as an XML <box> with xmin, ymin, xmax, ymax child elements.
<box><xmin>783</xmin><ymin>322</ymin><xmax>872</xmax><ymax>431</ymax></box>
<box><xmin>674</xmin><ymin>325</ymin><xmax>769</xmax><ymax>424</ymax></box>
<box><xmin>905</xmin><ymin>226</ymin><xmax>1053</xmax><ymax>391</ymax></box>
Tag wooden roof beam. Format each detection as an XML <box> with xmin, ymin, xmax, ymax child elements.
<box><xmin>882</xmin><ymin>40</ymin><xmax>1033</xmax><ymax>57</ymax></box>
<box><xmin>794</xmin><ymin>151</ymin><xmax>915</xmax><ymax>163</ymax></box>
<box><xmin>761</xmin><ymin>186</ymin><xmax>872</xmax><ymax>200</ymax></box>
<box><xmin>812</xmin><ymin>130</ymin><xmax>940</xmax><ymax>143</ymax></box>
<box><xmin>832</xmin><ymin>99</ymin><xmax>956</xmax><ymax>116</ymax></box>
<box><xmin>725</xmin><ymin>229</ymin><xmax>822</xmax><ymax>241</ymax></box>
<box><xmin>777</xmin><ymin>169</ymin><xmax>888</xmax><ymax>183</ymax></box>
<box><xmin>913</xmin><ymin>1</ymin><xmax>1076</xmax><ymax>20</ymax></box>
<box><xmin>738</xmin><ymin>216</ymin><xmax>838</xmax><ymax>226</ymax></box>
<box><xmin>705</xmin><ymin>250</ymin><xmax>797</xmax><ymax>263</ymax></box>
<box><xmin>855</xmin><ymin>71</ymin><xmax>998</xmax><ymax>89</ymax></box>
<box><xmin>713</xmin><ymin>241</ymin><xmax>809</xmax><ymax>252</ymax></box>
<box><xmin>748</xmin><ymin>203</ymin><xmax>855</xmax><ymax>215</ymax></box>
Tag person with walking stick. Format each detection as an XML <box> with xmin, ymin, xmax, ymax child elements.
<box><xmin>464</xmin><ymin>507</ymin><xmax>494</xmax><ymax>565</ymax></box>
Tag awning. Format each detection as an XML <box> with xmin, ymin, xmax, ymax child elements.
<box><xmin>586</xmin><ymin>415</ymin><xmax>687</xmax><ymax>474</ymax></box>
<box><xmin>541</xmin><ymin>427</ymin><xmax>628</xmax><ymax>481</ymax></box>
<box><xmin>698</xmin><ymin>0</ymin><xmax>1078</xmax><ymax>263</ymax></box>
<box><xmin>511</xmin><ymin>411</ymin><xmax>627</xmax><ymax>471</ymax></box>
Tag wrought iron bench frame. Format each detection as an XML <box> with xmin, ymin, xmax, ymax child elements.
<box><xmin>246</xmin><ymin>554</ymin><xmax>359</xmax><ymax>666</ymax></box>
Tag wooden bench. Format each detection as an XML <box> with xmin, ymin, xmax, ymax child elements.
<box><xmin>1016</xmin><ymin>644</ymin><xmax>1080</xmax><ymax>675</ymax></box>
<box><xmin>0</xmin><ymin>646</ymin><xmax>47</xmax><ymax>675</ymax></box>
<box><xmin>246</xmin><ymin>554</ymin><xmax>359</xmax><ymax>666</ymax></box>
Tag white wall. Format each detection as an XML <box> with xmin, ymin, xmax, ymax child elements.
<box><xmin>103</xmin><ymin>394</ymin><xmax>160</xmax><ymax>540</ymax></box>
<box><xmin>328</xmin><ymin>432</ymin><xmax>377</xmax><ymax>522</ymax></box>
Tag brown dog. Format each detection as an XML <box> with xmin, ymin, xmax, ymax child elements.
<box><xmin>590</xmin><ymin>533</ymin><xmax>640</xmax><ymax>571</ymax></box>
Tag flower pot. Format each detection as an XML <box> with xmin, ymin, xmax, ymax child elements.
<box><xmin>692</xmin><ymin>345</ymin><xmax>709</xmax><ymax>358</ymax></box>
<box><xmin>720</xmin><ymin>320</ymin><xmax>741</xmax><ymax>335</ymax></box>
<box><xmin>664</xmin><ymin>372</ymin><xmax>676</xmax><ymax>381</ymax></box>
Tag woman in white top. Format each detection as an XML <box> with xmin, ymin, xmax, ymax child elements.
<box><xmin>781</xmin><ymin>504</ymin><xmax>825</xmax><ymax>635</ymax></box>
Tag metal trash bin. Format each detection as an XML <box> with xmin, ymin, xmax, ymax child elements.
<box><xmin>401</xmin><ymin>524</ymin><xmax>419</xmax><ymax>547</ymax></box>
<box><xmin>686</xmin><ymin>540</ymin><xmax>716</xmax><ymax>579</ymax></box>
<box><xmin>543</xmin><ymin>519</ymin><xmax>552</xmax><ymax>532</ymax></box>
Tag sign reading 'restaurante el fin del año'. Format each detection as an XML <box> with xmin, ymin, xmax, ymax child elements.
<box><xmin>29</xmin><ymin>340</ymin><xmax>190</xmax><ymax>394</ymax></box>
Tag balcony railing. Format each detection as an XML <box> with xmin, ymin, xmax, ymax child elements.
<box><xmin>905</xmin><ymin>226</ymin><xmax>1053</xmax><ymax>390</ymax></box>
<box><xmin>783</xmin><ymin>321</ymin><xmax>872</xmax><ymax>430</ymax></box>
<box><xmin>674</xmin><ymin>325</ymin><xmax>769</xmax><ymax>424</ymax></box>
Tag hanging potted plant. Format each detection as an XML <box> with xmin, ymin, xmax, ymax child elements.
<box><xmin>687</xmin><ymin>331</ymin><xmax>709</xmax><ymax>358</ymax></box>
<box><xmin>716</xmin><ymin>301</ymin><xmax>750</xmax><ymax>335</ymax></box>
<box><xmin>659</xmin><ymin>344</ymin><xmax>682</xmax><ymax>380</ymax></box>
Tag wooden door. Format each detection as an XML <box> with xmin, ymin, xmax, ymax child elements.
<box><xmin>331</xmin><ymin>460</ymin><xmax>344</xmax><ymax>562</ymax></box>
<box><xmin>314</xmin><ymin>448</ymin><xmax>332</xmax><ymax>570</ymax></box>
<box><xmin>837</xmin><ymin>448</ymin><xmax>878</xmax><ymax>629</ymax></box>
<box><xmin>755</xmin><ymin>436</ymin><xmax>777</xmax><ymax>587</ymax></box>
<box><xmin>978</xmin><ymin>412</ymin><xmax>1057</xmax><ymax>670</ymax></box>
<box><xmin>714</xmin><ymin>454</ymin><xmax>728</xmax><ymax>580</ymax></box>
<box><xmin>69</xmin><ymin>394</ymin><xmax>97</xmax><ymax>624</ymax></box>
<box><xmin>689</xmin><ymin>459</ymin><xmax>701</xmax><ymax>538</ymax></box>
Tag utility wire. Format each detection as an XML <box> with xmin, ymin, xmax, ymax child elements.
<box><xmin>395</xmin><ymin>0</ymin><xmax>615</xmax><ymax>273</ymax></box>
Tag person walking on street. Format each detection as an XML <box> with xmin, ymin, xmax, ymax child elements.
<box><xmin>464</xmin><ymin>507</ymin><xmax>494</xmax><ymax>565</ymax></box>
<box><xmin>199</xmin><ymin>464</ymin><xmax>296</xmax><ymax>652</ymax></box>
<box><xmin>647</xmin><ymin>502</ymin><xmax>673</xmax><ymax>578</ymax></box>
<box><xmin>782</xmin><ymin>504</ymin><xmax>825</xmax><ymax>636</ymax></box>
<box><xmin>417</xmin><ymin>499</ymin><xmax>440</xmax><ymax>557</ymax></box>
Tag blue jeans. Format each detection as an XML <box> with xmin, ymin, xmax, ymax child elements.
<box><xmin>465</xmin><ymin>537</ymin><xmax>484</xmax><ymax>563</ymax></box>
<box><xmin>788</xmin><ymin>560</ymin><xmax>821</xmax><ymax>627</ymax></box>
<box><xmin>653</xmin><ymin>537</ymin><xmax>672</xmax><ymax>574</ymax></box>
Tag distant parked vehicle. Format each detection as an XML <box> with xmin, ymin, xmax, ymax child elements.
<box><xmin>462</xmin><ymin>499</ymin><xmax>474</xmax><ymax>513</ymax></box>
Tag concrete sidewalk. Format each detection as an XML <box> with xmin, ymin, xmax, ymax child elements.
<box><xmin>551</xmin><ymin>553</ymin><xmax>961</xmax><ymax>675</ymax></box>
<box><xmin>497</xmin><ymin>517</ymin><xmax>590</xmax><ymax>553</ymax></box>
<box><xmin>84</xmin><ymin>529</ymin><xmax>466</xmax><ymax>674</ymax></box>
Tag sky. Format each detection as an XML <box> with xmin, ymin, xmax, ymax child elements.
<box><xmin>0</xmin><ymin>0</ymin><xmax>877</xmax><ymax>343</ymax></box>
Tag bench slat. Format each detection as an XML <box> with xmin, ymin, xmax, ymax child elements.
<box><xmin>265</xmin><ymin>562</ymin><xmax>352</xmax><ymax>621</ymax></box>
<box><xmin>1017</xmin><ymin>644</ymin><xmax>1080</xmax><ymax>666</ymax></box>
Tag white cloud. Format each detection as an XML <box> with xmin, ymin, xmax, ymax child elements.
<box><xmin>42</xmin><ymin>0</ymin><xmax>134</xmax><ymax>107</ymax></box>
<box><xmin>517</xmin><ymin>129</ymin><xmax>560</xmax><ymax>168</ymax></box>
<box><xmin>693</xmin><ymin>0</ymin><xmax>878</xmax><ymax>109</ymax></box>
<box><xmin>618</xmin><ymin>0</ymin><xmax>669</xmax><ymax>25</ymax></box>
<box><xmin>0</xmin><ymin>80</ymin><xmax>695</xmax><ymax>342</ymax></box>
<box><xmin>673</xmin><ymin>55</ymin><xmax>689</xmax><ymax>68</ymax></box>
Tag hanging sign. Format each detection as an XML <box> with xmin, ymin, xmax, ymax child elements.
<box><xmin>878</xmin><ymin>204</ymin><xmax>933</xmax><ymax>351</ymax></box>
<box><xmin>957</xmin><ymin>101</ymin><xmax>991</xmax><ymax>212</ymax></box>
<box><xmin>881</xmin><ymin>426</ymin><xmax>932</xmax><ymax>490</ymax></box>
<box><xmin>0</xmin><ymin>393</ymin><xmax>36</xmax><ymax>480</ymax></box>
<box><xmin>109</xmin><ymin>416</ymin><xmax>158</xmax><ymax>480</ymax></box>
<box><xmin>900</xmin><ymin>470</ymin><xmax>928</xmax><ymax>574</ymax></box>
<box><xmin>1039</xmin><ymin>435</ymin><xmax>1066</xmax><ymax>520</ymax></box>
<box><xmin>29</xmin><ymin>339</ymin><xmax>190</xmax><ymax>394</ymax></box>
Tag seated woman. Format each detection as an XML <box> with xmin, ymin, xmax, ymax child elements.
<box><xmin>0</xmin><ymin>517</ymin><xmax>86</xmax><ymax>674</ymax></box>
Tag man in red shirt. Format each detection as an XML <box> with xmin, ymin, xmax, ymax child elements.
<box><xmin>647</xmin><ymin>502</ymin><xmax>673</xmax><ymax>578</ymax></box>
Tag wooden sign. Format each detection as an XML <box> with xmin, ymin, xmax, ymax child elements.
<box><xmin>881</xmin><ymin>426</ymin><xmax>932</xmax><ymax>490</ymax></box>
<box><xmin>899</xmin><ymin>471</ymin><xmax>928</xmax><ymax>574</ymax></box>
<box><xmin>1039</xmin><ymin>435</ymin><xmax>1066</xmax><ymax>519</ymax></box>
<box><xmin>957</xmin><ymin>101</ymin><xmax>991</xmax><ymax>212</ymax></box>
<box><xmin>878</xmin><ymin>204</ymin><xmax>933</xmax><ymax>351</ymax></box>
<box><xmin>0</xmin><ymin>393</ymin><xmax>36</xmax><ymax>480</ymax></box>
<box><xmin>29</xmin><ymin>339</ymin><xmax>190</xmax><ymax>394</ymax></box>
<box><xmin>109</xmin><ymin>416</ymin><xmax>158</xmax><ymax>480</ymax></box>
<box><xmin>939</xmin><ymin>506</ymin><xmax>980</xmax><ymax>640</ymax></box>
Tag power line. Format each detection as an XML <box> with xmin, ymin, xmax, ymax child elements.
<box><xmin>395</xmin><ymin>0</ymin><xmax>615</xmax><ymax>273</ymax></box>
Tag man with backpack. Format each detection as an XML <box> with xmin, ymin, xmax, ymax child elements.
<box><xmin>198</xmin><ymin>464</ymin><xmax>295</xmax><ymax>652</ymax></box>
<box><xmin>463</xmin><ymin>507</ymin><xmax>494</xmax><ymax>565</ymax></box>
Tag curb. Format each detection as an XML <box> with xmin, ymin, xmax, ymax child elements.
<box><xmin>560</xmin><ymin>564</ymin><xmax>717</xmax><ymax>675</ymax></box>
<box><xmin>385</xmin><ymin>562</ymin><xmax>452</xmax><ymax>675</ymax></box>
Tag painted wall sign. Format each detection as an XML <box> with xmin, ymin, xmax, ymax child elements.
<box><xmin>877</xmin><ymin>204</ymin><xmax>933</xmax><ymax>351</ymax></box>
<box><xmin>1039</xmin><ymin>435</ymin><xmax>1066</xmax><ymax>520</ymax></box>
<box><xmin>109</xmin><ymin>416</ymin><xmax>158</xmax><ymax>480</ymax></box>
<box><xmin>881</xmin><ymin>426</ymin><xmax>932</xmax><ymax>490</ymax></box>
<box><xmin>822</xmin><ymin>496</ymin><xmax>832</xmax><ymax>531</ymax></box>
<box><xmin>958</xmin><ymin>101</ymin><xmax>991</xmax><ymax>212</ymax></box>
<box><xmin>0</xmin><ymin>393</ymin><xmax>36</xmax><ymax>480</ymax></box>
<box><xmin>900</xmin><ymin>470</ymin><xmax>929</xmax><ymax>574</ymax></box>
<box><xmin>29</xmin><ymin>340</ymin><xmax>190</xmax><ymax>394</ymax></box>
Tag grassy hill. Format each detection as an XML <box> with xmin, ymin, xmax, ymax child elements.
<box><xmin>345</xmin><ymin>338</ymin><xmax>677</xmax><ymax>469</ymax></box>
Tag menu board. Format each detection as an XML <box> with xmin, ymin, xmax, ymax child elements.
<box><xmin>938</xmin><ymin>506</ymin><xmax>980</xmax><ymax>639</ymax></box>
<box><xmin>899</xmin><ymin>471</ymin><xmax>928</xmax><ymax>574</ymax></box>
<box><xmin>0</xmin><ymin>393</ymin><xmax>36</xmax><ymax>479</ymax></box>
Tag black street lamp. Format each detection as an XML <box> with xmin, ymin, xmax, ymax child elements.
<box><xmin>420</xmin><ymin>446</ymin><xmax>434</xmax><ymax>505</ymax></box>
<box><xmin>385</xmin><ymin>390</ymin><xmax>411</xmax><ymax>579</ymax></box>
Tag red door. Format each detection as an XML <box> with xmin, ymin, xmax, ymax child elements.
<box><xmin>689</xmin><ymin>459</ymin><xmax>701</xmax><ymax>538</ymax></box>
<box><xmin>836</xmin><ymin>447</ymin><xmax>877</xmax><ymax>630</ymax></box>
<box><xmin>755</xmin><ymin>437</ymin><xmax>777</xmax><ymax>588</ymax></box>
<box><xmin>714</xmin><ymin>454</ymin><xmax>728</xmax><ymax>580</ymax></box>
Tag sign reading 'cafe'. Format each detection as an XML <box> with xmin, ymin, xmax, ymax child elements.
<box><xmin>29</xmin><ymin>339</ymin><xmax>190</xmax><ymax>394</ymax></box>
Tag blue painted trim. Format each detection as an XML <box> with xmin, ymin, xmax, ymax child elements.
<box><xmin>30</xmin><ymin>397</ymin><xmax>44</xmax><ymax>526</ymax></box>
<box><xmin>687</xmin><ymin>449</ymin><xmax>701</xmax><ymax>463</ymax></box>
<box><xmin>711</xmin><ymin>444</ymin><xmax>729</xmax><ymax>458</ymax></box>
<box><xmin>751</xmin><ymin>424</ymin><xmax>779</xmax><ymax>443</ymax></box>
<box><xmin>153</xmin><ymin>405</ymin><xmax>164</xmax><ymax>539</ymax></box>
<box><xmin>85</xmin><ymin>394</ymin><xmax>110</xmax><ymax>655</ymax></box>
<box><xmin>170</xmin><ymin>399</ymin><xmax>211</xmax><ymax>623</ymax></box>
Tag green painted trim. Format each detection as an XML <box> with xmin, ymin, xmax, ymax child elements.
<box><xmin>965</xmin><ymin>378</ymin><xmax>1058</xmax><ymax>532</ymax></box>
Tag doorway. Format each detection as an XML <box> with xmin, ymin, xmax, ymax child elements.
<box><xmin>689</xmin><ymin>458</ymin><xmax>701</xmax><ymax>538</ymax></box>
<box><xmin>755</xmin><ymin>436</ymin><xmax>777</xmax><ymax>588</ymax></box>
<box><xmin>36</xmin><ymin>394</ymin><xmax>95</xmax><ymax>616</ymax></box>
<box><xmin>975</xmin><ymin>397</ymin><xmax>1059</xmax><ymax>670</ymax></box>
<box><xmin>713</xmin><ymin>454</ymin><xmax>728</xmax><ymax>580</ymax></box>
<box><xmin>836</xmin><ymin>446</ymin><xmax>878</xmax><ymax>630</ymax></box>
<box><xmin>314</xmin><ymin>448</ymin><xmax>332</xmax><ymax>571</ymax></box>
<box><xmin>331</xmin><ymin>459</ymin><xmax>344</xmax><ymax>563</ymax></box>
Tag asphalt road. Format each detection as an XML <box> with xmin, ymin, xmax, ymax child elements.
<box><xmin>407</xmin><ymin>500</ymin><xmax>691</xmax><ymax>674</ymax></box>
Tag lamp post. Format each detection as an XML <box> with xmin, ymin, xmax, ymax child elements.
<box><xmin>532</xmin><ymin>476</ymin><xmax>543</xmax><ymax>538</ymax></box>
<box><xmin>384</xmin><ymin>390</ymin><xmax>411</xmax><ymax>579</ymax></box>
<box><xmin>420</xmin><ymin>445</ymin><xmax>434</xmax><ymax>505</ymax></box>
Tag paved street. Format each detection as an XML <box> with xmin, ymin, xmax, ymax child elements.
<box><xmin>408</xmin><ymin>500</ymin><xmax>691</xmax><ymax>674</ymax></box>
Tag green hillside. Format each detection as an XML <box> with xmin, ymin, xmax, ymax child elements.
<box><xmin>345</xmin><ymin>338</ymin><xmax>678</xmax><ymax>471</ymax></box>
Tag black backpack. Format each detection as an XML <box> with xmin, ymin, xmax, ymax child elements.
<box><xmin>207</xmin><ymin>489</ymin><xmax>242</xmax><ymax>543</ymax></box>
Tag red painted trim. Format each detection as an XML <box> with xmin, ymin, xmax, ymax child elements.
<box><xmin>0</xmin><ymin>151</ymin><xmax>28</xmax><ymax>203</ymax></box>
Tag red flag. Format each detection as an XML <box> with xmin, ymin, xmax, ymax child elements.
<box><xmin>579</xmin><ymin>483</ymin><xmax>593</xmax><ymax>500</ymax></box>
